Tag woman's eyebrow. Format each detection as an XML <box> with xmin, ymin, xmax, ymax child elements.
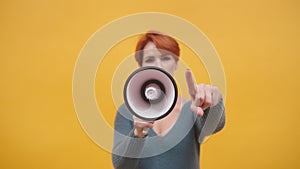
<box><xmin>160</xmin><ymin>53</ymin><xmax>172</xmax><ymax>57</ymax></box>
<box><xmin>144</xmin><ymin>55</ymin><xmax>155</xmax><ymax>58</ymax></box>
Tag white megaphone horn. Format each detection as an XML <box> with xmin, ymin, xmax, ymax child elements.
<box><xmin>123</xmin><ymin>66</ymin><xmax>178</xmax><ymax>121</ymax></box>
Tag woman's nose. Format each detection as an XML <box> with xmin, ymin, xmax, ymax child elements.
<box><xmin>153</xmin><ymin>60</ymin><xmax>163</xmax><ymax>68</ymax></box>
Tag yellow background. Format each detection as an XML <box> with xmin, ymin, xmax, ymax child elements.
<box><xmin>1</xmin><ymin>0</ymin><xmax>299</xmax><ymax>169</ymax></box>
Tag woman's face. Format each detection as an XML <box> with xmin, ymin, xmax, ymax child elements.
<box><xmin>142</xmin><ymin>42</ymin><xmax>178</xmax><ymax>75</ymax></box>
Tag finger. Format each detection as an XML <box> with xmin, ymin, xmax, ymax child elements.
<box><xmin>211</xmin><ymin>86</ymin><xmax>221</xmax><ymax>106</ymax></box>
<box><xmin>195</xmin><ymin>84</ymin><xmax>205</xmax><ymax>107</ymax></box>
<box><xmin>196</xmin><ymin>107</ymin><xmax>204</xmax><ymax>117</ymax></box>
<box><xmin>202</xmin><ymin>85</ymin><xmax>212</xmax><ymax>109</ymax></box>
<box><xmin>133</xmin><ymin>116</ymin><xmax>154</xmax><ymax>128</ymax></box>
<box><xmin>190</xmin><ymin>103</ymin><xmax>204</xmax><ymax>117</ymax></box>
<box><xmin>135</xmin><ymin>121</ymin><xmax>154</xmax><ymax>128</ymax></box>
<box><xmin>185</xmin><ymin>69</ymin><xmax>197</xmax><ymax>99</ymax></box>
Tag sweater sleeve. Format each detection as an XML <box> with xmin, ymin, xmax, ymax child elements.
<box><xmin>112</xmin><ymin>105</ymin><xmax>145</xmax><ymax>169</ymax></box>
<box><xmin>194</xmin><ymin>97</ymin><xmax>226</xmax><ymax>143</ymax></box>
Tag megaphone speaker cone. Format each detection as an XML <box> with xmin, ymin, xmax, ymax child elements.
<box><xmin>123</xmin><ymin>66</ymin><xmax>178</xmax><ymax>121</ymax></box>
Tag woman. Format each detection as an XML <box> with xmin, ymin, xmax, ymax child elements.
<box><xmin>112</xmin><ymin>31</ymin><xmax>225</xmax><ymax>169</ymax></box>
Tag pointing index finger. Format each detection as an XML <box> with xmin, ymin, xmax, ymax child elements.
<box><xmin>185</xmin><ymin>69</ymin><xmax>197</xmax><ymax>100</ymax></box>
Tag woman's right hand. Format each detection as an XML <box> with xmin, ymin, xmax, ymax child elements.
<box><xmin>133</xmin><ymin>116</ymin><xmax>154</xmax><ymax>138</ymax></box>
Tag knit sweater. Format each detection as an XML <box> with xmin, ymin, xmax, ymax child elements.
<box><xmin>112</xmin><ymin>99</ymin><xmax>225</xmax><ymax>169</ymax></box>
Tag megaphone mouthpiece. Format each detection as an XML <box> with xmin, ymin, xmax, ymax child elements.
<box><xmin>141</xmin><ymin>79</ymin><xmax>165</xmax><ymax>104</ymax></box>
<box><xmin>145</xmin><ymin>86</ymin><xmax>161</xmax><ymax>100</ymax></box>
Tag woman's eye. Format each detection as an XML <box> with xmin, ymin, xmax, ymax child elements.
<box><xmin>161</xmin><ymin>56</ymin><xmax>171</xmax><ymax>61</ymax></box>
<box><xmin>145</xmin><ymin>58</ymin><xmax>154</xmax><ymax>63</ymax></box>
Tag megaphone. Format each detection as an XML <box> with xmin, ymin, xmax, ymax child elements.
<box><xmin>124</xmin><ymin>66</ymin><xmax>178</xmax><ymax>121</ymax></box>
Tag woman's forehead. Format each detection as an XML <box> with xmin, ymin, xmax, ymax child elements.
<box><xmin>143</xmin><ymin>42</ymin><xmax>161</xmax><ymax>56</ymax></box>
<box><xmin>143</xmin><ymin>42</ymin><xmax>173</xmax><ymax>57</ymax></box>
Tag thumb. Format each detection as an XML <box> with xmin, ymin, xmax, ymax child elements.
<box><xmin>190</xmin><ymin>102</ymin><xmax>204</xmax><ymax>117</ymax></box>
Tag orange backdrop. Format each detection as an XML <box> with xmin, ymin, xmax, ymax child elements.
<box><xmin>1</xmin><ymin>0</ymin><xmax>299</xmax><ymax>169</ymax></box>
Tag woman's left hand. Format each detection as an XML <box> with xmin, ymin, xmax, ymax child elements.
<box><xmin>185</xmin><ymin>69</ymin><xmax>222</xmax><ymax>117</ymax></box>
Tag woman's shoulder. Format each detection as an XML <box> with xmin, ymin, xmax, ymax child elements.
<box><xmin>117</xmin><ymin>103</ymin><xmax>128</xmax><ymax>112</ymax></box>
<box><xmin>116</xmin><ymin>103</ymin><xmax>133</xmax><ymax>120</ymax></box>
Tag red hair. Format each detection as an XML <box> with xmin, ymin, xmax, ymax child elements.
<box><xmin>135</xmin><ymin>31</ymin><xmax>180</xmax><ymax>66</ymax></box>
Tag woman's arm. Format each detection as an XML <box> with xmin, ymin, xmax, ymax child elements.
<box><xmin>112</xmin><ymin>105</ymin><xmax>145</xmax><ymax>169</ymax></box>
<box><xmin>185</xmin><ymin>69</ymin><xmax>225</xmax><ymax>143</ymax></box>
<box><xmin>194</xmin><ymin>97</ymin><xmax>226</xmax><ymax>143</ymax></box>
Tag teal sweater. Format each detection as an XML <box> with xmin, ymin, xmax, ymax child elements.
<box><xmin>112</xmin><ymin>99</ymin><xmax>225</xmax><ymax>169</ymax></box>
